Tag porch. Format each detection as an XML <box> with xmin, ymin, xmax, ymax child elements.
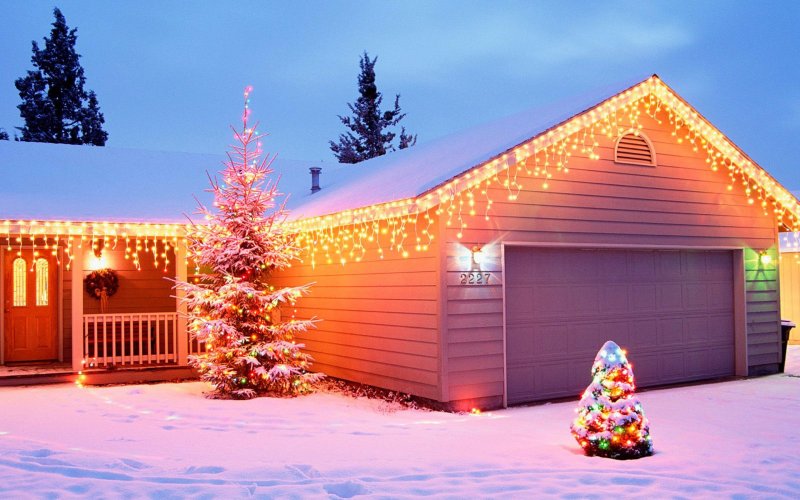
<box><xmin>0</xmin><ymin>311</ymin><xmax>205</xmax><ymax>386</ymax></box>
<box><xmin>1</xmin><ymin>227</ymin><xmax>204</xmax><ymax>385</ymax></box>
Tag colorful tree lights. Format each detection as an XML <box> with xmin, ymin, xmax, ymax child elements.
<box><xmin>570</xmin><ymin>340</ymin><xmax>653</xmax><ymax>460</ymax></box>
<box><xmin>175</xmin><ymin>88</ymin><xmax>323</xmax><ymax>399</ymax></box>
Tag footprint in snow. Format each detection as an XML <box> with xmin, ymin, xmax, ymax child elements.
<box><xmin>286</xmin><ymin>463</ymin><xmax>322</xmax><ymax>479</ymax></box>
<box><xmin>118</xmin><ymin>458</ymin><xmax>149</xmax><ymax>470</ymax></box>
<box><xmin>66</xmin><ymin>483</ymin><xmax>92</xmax><ymax>494</ymax></box>
<box><xmin>323</xmin><ymin>480</ymin><xmax>370</xmax><ymax>498</ymax></box>
<box><xmin>185</xmin><ymin>465</ymin><xmax>225</xmax><ymax>474</ymax></box>
<box><xmin>19</xmin><ymin>449</ymin><xmax>54</xmax><ymax>458</ymax></box>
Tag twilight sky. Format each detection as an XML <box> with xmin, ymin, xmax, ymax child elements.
<box><xmin>1</xmin><ymin>1</ymin><xmax>798</xmax><ymax>188</ymax></box>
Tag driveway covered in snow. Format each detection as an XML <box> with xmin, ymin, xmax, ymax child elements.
<box><xmin>1</xmin><ymin>348</ymin><xmax>799</xmax><ymax>498</ymax></box>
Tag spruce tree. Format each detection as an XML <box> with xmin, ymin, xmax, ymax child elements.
<box><xmin>0</xmin><ymin>129</ymin><xmax>8</xmax><ymax>141</ymax></box>
<box><xmin>178</xmin><ymin>88</ymin><xmax>323</xmax><ymax>399</ymax></box>
<box><xmin>330</xmin><ymin>52</ymin><xmax>416</xmax><ymax>163</ymax></box>
<box><xmin>15</xmin><ymin>8</ymin><xmax>108</xmax><ymax>146</ymax></box>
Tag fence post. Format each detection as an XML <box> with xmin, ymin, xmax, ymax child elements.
<box><xmin>71</xmin><ymin>236</ymin><xmax>84</xmax><ymax>372</ymax></box>
<box><xmin>175</xmin><ymin>239</ymin><xmax>189</xmax><ymax>366</ymax></box>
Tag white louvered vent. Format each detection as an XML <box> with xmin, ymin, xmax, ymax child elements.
<box><xmin>615</xmin><ymin>132</ymin><xmax>655</xmax><ymax>166</ymax></box>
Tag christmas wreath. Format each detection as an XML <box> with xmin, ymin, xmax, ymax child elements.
<box><xmin>84</xmin><ymin>269</ymin><xmax>120</xmax><ymax>299</ymax></box>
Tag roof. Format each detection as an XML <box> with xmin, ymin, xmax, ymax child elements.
<box><xmin>289</xmin><ymin>75</ymin><xmax>653</xmax><ymax>220</ymax></box>
<box><xmin>0</xmin><ymin>140</ymin><xmax>332</xmax><ymax>224</ymax></box>
<box><xmin>3</xmin><ymin>74</ymin><xmax>798</xmax><ymax>236</ymax></box>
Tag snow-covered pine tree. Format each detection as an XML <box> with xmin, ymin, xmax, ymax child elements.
<box><xmin>329</xmin><ymin>51</ymin><xmax>416</xmax><ymax>163</ymax></box>
<box><xmin>570</xmin><ymin>340</ymin><xmax>653</xmax><ymax>459</ymax></box>
<box><xmin>15</xmin><ymin>8</ymin><xmax>108</xmax><ymax>145</ymax></box>
<box><xmin>178</xmin><ymin>87</ymin><xmax>323</xmax><ymax>399</ymax></box>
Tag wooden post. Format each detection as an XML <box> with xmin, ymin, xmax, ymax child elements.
<box><xmin>71</xmin><ymin>236</ymin><xmax>84</xmax><ymax>372</ymax></box>
<box><xmin>175</xmin><ymin>239</ymin><xmax>189</xmax><ymax>366</ymax></box>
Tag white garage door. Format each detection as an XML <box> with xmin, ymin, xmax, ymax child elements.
<box><xmin>505</xmin><ymin>247</ymin><xmax>735</xmax><ymax>404</ymax></box>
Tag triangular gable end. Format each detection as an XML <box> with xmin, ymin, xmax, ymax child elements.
<box><xmin>291</xmin><ymin>75</ymin><xmax>799</xmax><ymax>265</ymax></box>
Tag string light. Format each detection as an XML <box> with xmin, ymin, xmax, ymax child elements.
<box><xmin>289</xmin><ymin>76</ymin><xmax>799</xmax><ymax>266</ymax></box>
<box><xmin>4</xmin><ymin>77</ymin><xmax>797</xmax><ymax>268</ymax></box>
<box><xmin>0</xmin><ymin>220</ymin><xmax>183</xmax><ymax>270</ymax></box>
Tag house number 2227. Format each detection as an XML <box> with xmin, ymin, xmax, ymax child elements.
<box><xmin>460</xmin><ymin>272</ymin><xmax>491</xmax><ymax>285</ymax></box>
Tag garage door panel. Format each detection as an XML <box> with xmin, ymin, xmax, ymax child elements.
<box><xmin>574</xmin><ymin>320</ymin><xmax>631</xmax><ymax>352</ymax></box>
<box><xmin>707</xmin><ymin>253</ymin><xmax>734</xmax><ymax>278</ymax></box>
<box><xmin>505</xmin><ymin>248</ymin><xmax>735</xmax><ymax>404</ymax></box>
<box><xmin>657</xmin><ymin>283</ymin><xmax>684</xmax><ymax>310</ymax></box>
<box><xmin>630</xmin><ymin>251</ymin><xmax>657</xmax><ymax>279</ymax></box>
<box><xmin>630</xmin><ymin>285</ymin><xmax>657</xmax><ymax>311</ymax></box>
<box><xmin>707</xmin><ymin>314</ymin><xmax>734</xmax><ymax>342</ymax></box>
<box><xmin>535</xmin><ymin>363</ymin><xmax>574</xmax><ymax>396</ymax></box>
<box><xmin>600</xmin><ymin>285</ymin><xmax>629</xmax><ymax>312</ymax></box>
<box><xmin>628</xmin><ymin>319</ymin><xmax>658</xmax><ymax>348</ymax></box>
<box><xmin>709</xmin><ymin>283</ymin><xmax>734</xmax><ymax>309</ymax></box>
<box><xmin>534</xmin><ymin>324</ymin><xmax>569</xmax><ymax>356</ymax></box>
<box><xmin>506</xmin><ymin>288</ymin><xmax>535</xmax><ymax>324</ymax></box>
<box><xmin>657</xmin><ymin>318</ymin><xmax>686</xmax><ymax>346</ymax></box>
<box><xmin>506</xmin><ymin>325</ymin><xmax>536</xmax><ymax>355</ymax></box>
<box><xmin>569</xmin><ymin>286</ymin><xmax>600</xmax><ymax>315</ymax></box>
<box><xmin>657</xmin><ymin>251</ymin><xmax>683</xmax><ymax>279</ymax></box>
<box><xmin>685</xmin><ymin>316</ymin><xmax>710</xmax><ymax>344</ymax></box>
<box><xmin>685</xmin><ymin>251</ymin><xmax>708</xmax><ymax>275</ymax></box>
<box><xmin>685</xmin><ymin>283</ymin><xmax>710</xmax><ymax>310</ymax></box>
<box><xmin>533</xmin><ymin>285</ymin><xmax>571</xmax><ymax>318</ymax></box>
<box><xmin>597</xmin><ymin>252</ymin><xmax>628</xmax><ymax>282</ymax></box>
<box><xmin>659</xmin><ymin>352</ymin><xmax>686</xmax><ymax>379</ymax></box>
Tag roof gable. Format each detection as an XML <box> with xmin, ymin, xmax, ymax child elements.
<box><xmin>291</xmin><ymin>75</ymin><xmax>800</xmax><ymax>239</ymax></box>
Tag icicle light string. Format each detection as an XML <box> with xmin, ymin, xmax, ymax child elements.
<box><xmin>291</xmin><ymin>78</ymin><xmax>800</xmax><ymax>266</ymax></box>
<box><xmin>0</xmin><ymin>221</ymin><xmax>183</xmax><ymax>271</ymax></box>
<box><xmin>4</xmin><ymin>78</ymin><xmax>799</xmax><ymax>268</ymax></box>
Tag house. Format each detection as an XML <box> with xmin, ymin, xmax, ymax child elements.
<box><xmin>1</xmin><ymin>74</ymin><xmax>797</xmax><ymax>410</ymax></box>
<box><xmin>0</xmin><ymin>142</ymin><xmax>325</xmax><ymax>384</ymax></box>
<box><xmin>273</xmin><ymin>74</ymin><xmax>799</xmax><ymax>410</ymax></box>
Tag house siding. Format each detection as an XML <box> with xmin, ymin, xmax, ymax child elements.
<box><xmin>271</xmin><ymin>213</ymin><xmax>442</xmax><ymax>400</ymax></box>
<box><xmin>443</xmin><ymin>107</ymin><xmax>781</xmax><ymax>408</ymax></box>
<box><xmin>81</xmin><ymin>248</ymin><xmax>176</xmax><ymax>316</ymax></box>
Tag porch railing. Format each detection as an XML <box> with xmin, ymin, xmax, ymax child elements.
<box><xmin>188</xmin><ymin>333</ymin><xmax>208</xmax><ymax>356</ymax></box>
<box><xmin>82</xmin><ymin>312</ymin><xmax>179</xmax><ymax>367</ymax></box>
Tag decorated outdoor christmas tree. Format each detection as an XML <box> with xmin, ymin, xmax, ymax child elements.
<box><xmin>178</xmin><ymin>87</ymin><xmax>323</xmax><ymax>399</ymax></box>
<box><xmin>570</xmin><ymin>340</ymin><xmax>653</xmax><ymax>459</ymax></box>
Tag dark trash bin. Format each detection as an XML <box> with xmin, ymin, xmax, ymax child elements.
<box><xmin>780</xmin><ymin>320</ymin><xmax>795</xmax><ymax>373</ymax></box>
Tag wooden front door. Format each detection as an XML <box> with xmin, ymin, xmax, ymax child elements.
<box><xmin>3</xmin><ymin>250</ymin><xmax>58</xmax><ymax>362</ymax></box>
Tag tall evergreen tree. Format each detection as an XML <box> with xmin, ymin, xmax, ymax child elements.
<box><xmin>177</xmin><ymin>88</ymin><xmax>323</xmax><ymax>399</ymax></box>
<box><xmin>0</xmin><ymin>129</ymin><xmax>9</xmax><ymax>141</ymax></box>
<box><xmin>330</xmin><ymin>52</ymin><xmax>416</xmax><ymax>163</ymax></box>
<box><xmin>15</xmin><ymin>8</ymin><xmax>108</xmax><ymax>146</ymax></box>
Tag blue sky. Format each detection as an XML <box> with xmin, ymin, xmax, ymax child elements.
<box><xmin>1</xmin><ymin>1</ymin><xmax>798</xmax><ymax>187</ymax></box>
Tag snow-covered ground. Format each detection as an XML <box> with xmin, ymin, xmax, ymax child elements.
<box><xmin>1</xmin><ymin>348</ymin><xmax>799</xmax><ymax>499</ymax></box>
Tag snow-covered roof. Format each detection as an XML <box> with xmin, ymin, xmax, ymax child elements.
<box><xmin>289</xmin><ymin>75</ymin><xmax>653</xmax><ymax>220</ymax></box>
<box><xmin>0</xmin><ymin>140</ymin><xmax>330</xmax><ymax>224</ymax></box>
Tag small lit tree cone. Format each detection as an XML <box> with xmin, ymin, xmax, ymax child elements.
<box><xmin>570</xmin><ymin>340</ymin><xmax>654</xmax><ymax>459</ymax></box>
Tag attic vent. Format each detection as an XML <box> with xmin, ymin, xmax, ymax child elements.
<box><xmin>614</xmin><ymin>132</ymin><xmax>656</xmax><ymax>166</ymax></box>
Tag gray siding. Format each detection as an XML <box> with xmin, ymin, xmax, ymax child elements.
<box><xmin>271</xmin><ymin>215</ymin><xmax>442</xmax><ymax>401</ymax></box>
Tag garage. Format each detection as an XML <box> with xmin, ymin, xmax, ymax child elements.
<box><xmin>505</xmin><ymin>247</ymin><xmax>736</xmax><ymax>404</ymax></box>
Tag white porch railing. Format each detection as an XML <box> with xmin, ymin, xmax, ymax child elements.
<box><xmin>82</xmin><ymin>313</ymin><xmax>180</xmax><ymax>367</ymax></box>
<box><xmin>188</xmin><ymin>333</ymin><xmax>208</xmax><ymax>356</ymax></box>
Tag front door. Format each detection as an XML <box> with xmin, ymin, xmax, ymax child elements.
<box><xmin>3</xmin><ymin>250</ymin><xmax>58</xmax><ymax>362</ymax></box>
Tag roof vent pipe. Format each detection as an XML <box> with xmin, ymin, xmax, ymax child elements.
<box><xmin>310</xmin><ymin>167</ymin><xmax>322</xmax><ymax>193</ymax></box>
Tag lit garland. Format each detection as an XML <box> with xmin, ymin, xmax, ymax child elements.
<box><xmin>570</xmin><ymin>340</ymin><xmax>653</xmax><ymax>460</ymax></box>
<box><xmin>290</xmin><ymin>76</ymin><xmax>800</xmax><ymax>266</ymax></box>
<box><xmin>0</xmin><ymin>220</ymin><xmax>183</xmax><ymax>270</ymax></box>
<box><xmin>4</xmin><ymin>77</ymin><xmax>797</xmax><ymax>269</ymax></box>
